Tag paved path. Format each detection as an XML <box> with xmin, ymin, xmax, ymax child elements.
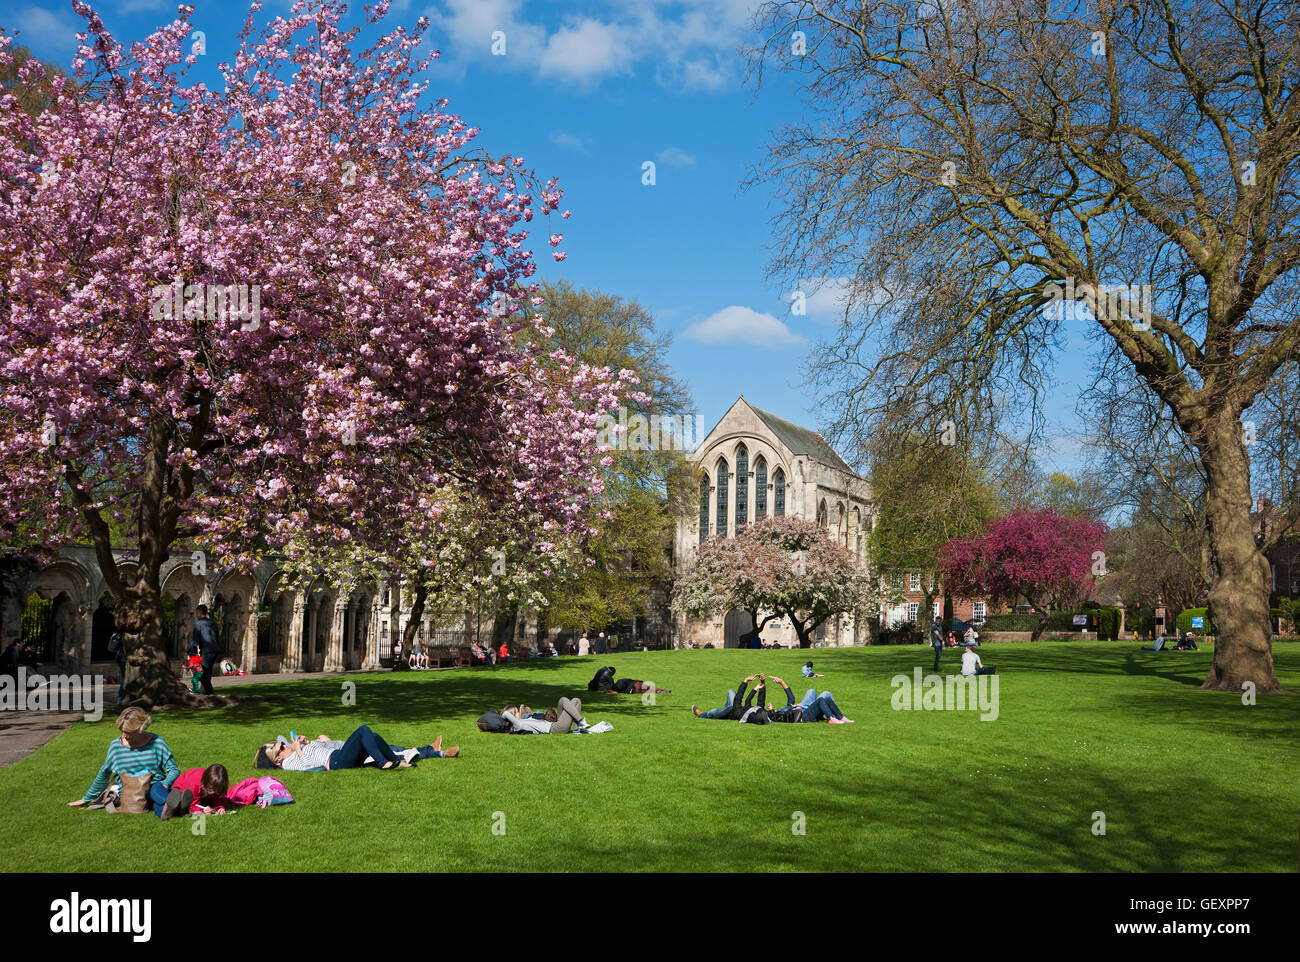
<box><xmin>0</xmin><ymin>665</ymin><xmax>390</xmax><ymax>769</ymax></box>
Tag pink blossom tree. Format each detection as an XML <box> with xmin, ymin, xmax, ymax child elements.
<box><xmin>939</xmin><ymin>510</ymin><xmax>1107</xmax><ymax>641</ymax></box>
<box><xmin>674</xmin><ymin>516</ymin><xmax>868</xmax><ymax>648</ymax></box>
<box><xmin>0</xmin><ymin>2</ymin><xmax>623</xmax><ymax>704</ymax></box>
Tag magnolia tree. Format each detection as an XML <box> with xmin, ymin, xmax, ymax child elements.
<box><xmin>674</xmin><ymin>516</ymin><xmax>868</xmax><ymax>648</ymax></box>
<box><xmin>0</xmin><ymin>2</ymin><xmax>624</xmax><ymax>704</ymax></box>
<box><xmin>939</xmin><ymin>510</ymin><xmax>1107</xmax><ymax>641</ymax></box>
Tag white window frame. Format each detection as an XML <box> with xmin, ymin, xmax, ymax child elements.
<box><xmin>973</xmin><ymin>601</ymin><xmax>987</xmax><ymax>621</ymax></box>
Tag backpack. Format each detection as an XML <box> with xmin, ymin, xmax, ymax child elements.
<box><xmin>107</xmin><ymin>632</ymin><xmax>122</xmax><ymax>655</ymax></box>
<box><xmin>254</xmin><ymin>776</ymin><xmax>294</xmax><ymax>808</ymax></box>
<box><xmin>476</xmin><ymin>711</ymin><xmax>510</xmax><ymax>733</ymax></box>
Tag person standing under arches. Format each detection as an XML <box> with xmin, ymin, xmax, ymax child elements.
<box><xmin>190</xmin><ymin>605</ymin><xmax>220</xmax><ymax>695</ymax></box>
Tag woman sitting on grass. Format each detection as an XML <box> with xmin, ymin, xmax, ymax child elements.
<box><xmin>67</xmin><ymin>707</ymin><xmax>183</xmax><ymax>817</ymax></box>
<box><xmin>256</xmin><ymin>725</ymin><xmax>414</xmax><ymax>771</ymax></box>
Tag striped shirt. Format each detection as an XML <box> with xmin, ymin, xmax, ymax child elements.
<box><xmin>280</xmin><ymin>740</ymin><xmax>342</xmax><ymax>771</ymax></box>
<box><xmin>82</xmin><ymin>734</ymin><xmax>180</xmax><ymax>802</ymax></box>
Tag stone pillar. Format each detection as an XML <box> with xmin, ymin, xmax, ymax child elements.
<box><xmin>79</xmin><ymin>604</ymin><xmax>93</xmax><ymax>674</ymax></box>
<box><xmin>283</xmin><ymin>594</ymin><xmax>305</xmax><ymax>672</ymax></box>
<box><xmin>306</xmin><ymin>601</ymin><xmax>318</xmax><ymax>672</ymax></box>
<box><xmin>324</xmin><ymin>600</ymin><xmax>345</xmax><ymax>672</ymax></box>
<box><xmin>362</xmin><ymin>597</ymin><xmax>381</xmax><ymax>670</ymax></box>
<box><xmin>241</xmin><ymin>600</ymin><xmax>258</xmax><ymax>673</ymax></box>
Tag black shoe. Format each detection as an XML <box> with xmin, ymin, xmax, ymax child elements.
<box><xmin>160</xmin><ymin>788</ymin><xmax>182</xmax><ymax>821</ymax></box>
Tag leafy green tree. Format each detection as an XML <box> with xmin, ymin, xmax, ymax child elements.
<box><xmin>867</xmin><ymin>436</ymin><xmax>997</xmax><ymax>636</ymax></box>
<box><xmin>521</xmin><ymin>281</ymin><xmax>695</xmax><ymax>636</ymax></box>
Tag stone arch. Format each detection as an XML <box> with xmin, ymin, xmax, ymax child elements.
<box><xmin>212</xmin><ymin>570</ymin><xmax>256</xmax><ymax>671</ymax></box>
<box><xmin>816</xmin><ymin>499</ymin><xmax>828</xmax><ymax>529</ymax></box>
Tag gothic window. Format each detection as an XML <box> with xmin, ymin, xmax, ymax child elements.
<box><xmin>735</xmin><ymin>444</ymin><xmax>749</xmax><ymax>532</ymax></box>
<box><xmin>754</xmin><ymin>457</ymin><xmax>768</xmax><ymax>519</ymax></box>
<box><xmin>816</xmin><ymin>500</ymin><xmax>828</xmax><ymax>528</ymax></box>
<box><xmin>774</xmin><ymin>469</ymin><xmax>786</xmax><ymax>516</ymax></box>
<box><xmin>716</xmin><ymin>458</ymin><xmax>729</xmax><ymax>537</ymax></box>
<box><xmin>699</xmin><ymin>474</ymin><xmax>710</xmax><ymax>543</ymax></box>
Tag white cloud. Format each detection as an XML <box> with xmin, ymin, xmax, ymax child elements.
<box><xmin>656</xmin><ymin>146</ymin><xmax>696</xmax><ymax>168</ymax></box>
<box><xmin>684</xmin><ymin>305</ymin><xmax>806</xmax><ymax>347</ymax></box>
<box><xmin>549</xmin><ymin>131</ymin><xmax>586</xmax><ymax>150</ymax></box>
<box><xmin>8</xmin><ymin>6</ymin><xmax>80</xmax><ymax>54</ymax></box>
<box><xmin>538</xmin><ymin>18</ymin><xmax>632</xmax><ymax>82</ymax></box>
<box><xmin>422</xmin><ymin>0</ymin><xmax>759</xmax><ymax>91</ymax></box>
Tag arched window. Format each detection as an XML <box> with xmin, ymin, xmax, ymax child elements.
<box><xmin>754</xmin><ymin>457</ymin><xmax>768</xmax><ymax>519</ymax></box>
<box><xmin>698</xmin><ymin>474</ymin><xmax>710</xmax><ymax>542</ymax></box>
<box><xmin>735</xmin><ymin>444</ymin><xmax>749</xmax><ymax>532</ymax></box>
<box><xmin>716</xmin><ymin>458</ymin><xmax>729</xmax><ymax>537</ymax></box>
<box><xmin>816</xmin><ymin>500</ymin><xmax>828</xmax><ymax>528</ymax></box>
<box><xmin>774</xmin><ymin>468</ymin><xmax>786</xmax><ymax>516</ymax></box>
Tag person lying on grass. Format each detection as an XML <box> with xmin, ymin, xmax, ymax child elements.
<box><xmin>256</xmin><ymin>725</ymin><xmax>416</xmax><ymax>771</ymax></box>
<box><xmin>67</xmin><ymin>707</ymin><xmax>181</xmax><ymax>816</ymax></box>
<box><xmin>691</xmin><ymin>675</ymin><xmax>763</xmax><ymax>720</ymax></box>
<box><xmin>166</xmin><ymin>764</ymin><xmax>233</xmax><ymax>817</ymax></box>
<box><xmin>742</xmin><ymin>676</ymin><xmax>854</xmax><ymax>724</ymax></box>
<box><xmin>497</xmin><ymin>697</ymin><xmax>590</xmax><ymax>734</ymax></box>
<box><xmin>586</xmin><ymin>665</ymin><xmax>671</xmax><ymax>694</ymax></box>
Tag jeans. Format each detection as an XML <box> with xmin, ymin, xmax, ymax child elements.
<box><xmin>200</xmin><ymin>655</ymin><xmax>216</xmax><ymax>695</ymax></box>
<box><xmin>800</xmin><ymin>689</ymin><xmax>844</xmax><ymax>722</ymax></box>
<box><xmin>327</xmin><ymin>725</ymin><xmax>398</xmax><ymax>769</ymax></box>
<box><xmin>149</xmin><ymin>780</ymin><xmax>174</xmax><ymax>818</ymax></box>
<box><xmin>389</xmin><ymin>744</ymin><xmax>444</xmax><ymax>759</ymax></box>
<box><xmin>700</xmin><ymin>689</ymin><xmax>737</xmax><ymax>719</ymax></box>
<box><xmin>932</xmin><ymin>644</ymin><xmax>942</xmax><ymax>671</ymax></box>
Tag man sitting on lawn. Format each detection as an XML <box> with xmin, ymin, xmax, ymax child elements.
<box><xmin>961</xmin><ymin>640</ymin><xmax>995</xmax><ymax>676</ymax></box>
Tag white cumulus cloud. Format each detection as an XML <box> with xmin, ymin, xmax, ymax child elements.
<box><xmin>684</xmin><ymin>306</ymin><xmax>807</xmax><ymax>347</ymax></box>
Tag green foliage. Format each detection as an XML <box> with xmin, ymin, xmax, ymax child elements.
<box><xmin>876</xmin><ymin>620</ymin><xmax>921</xmax><ymax>645</ymax></box>
<box><xmin>1096</xmin><ymin>606</ymin><xmax>1121</xmax><ymax>641</ymax></box>
<box><xmin>1176</xmin><ymin>607</ymin><xmax>1213</xmax><ymax>636</ymax></box>
<box><xmin>524</xmin><ymin>281</ymin><xmax>694</xmax><ymax>632</ymax></box>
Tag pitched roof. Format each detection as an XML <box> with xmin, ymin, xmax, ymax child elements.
<box><xmin>746</xmin><ymin>401</ymin><xmax>857</xmax><ymax>475</ymax></box>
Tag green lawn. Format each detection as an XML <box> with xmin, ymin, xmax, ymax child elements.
<box><xmin>2</xmin><ymin>642</ymin><xmax>1298</xmax><ymax>872</ymax></box>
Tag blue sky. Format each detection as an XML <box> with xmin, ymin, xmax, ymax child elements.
<box><xmin>5</xmin><ymin>0</ymin><xmax>1091</xmax><ymax>472</ymax></box>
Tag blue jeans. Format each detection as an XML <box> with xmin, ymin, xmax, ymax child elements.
<box><xmin>800</xmin><ymin>690</ymin><xmax>843</xmax><ymax>722</ymax></box>
<box><xmin>327</xmin><ymin>725</ymin><xmax>398</xmax><ymax>769</ymax></box>
<box><xmin>389</xmin><ymin>744</ymin><xmax>444</xmax><ymax>759</ymax></box>
<box><xmin>700</xmin><ymin>689</ymin><xmax>736</xmax><ymax>719</ymax></box>
<box><xmin>148</xmin><ymin>780</ymin><xmax>175</xmax><ymax>817</ymax></box>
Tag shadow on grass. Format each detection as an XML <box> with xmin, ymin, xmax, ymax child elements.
<box><xmin>189</xmin><ymin>666</ymin><xmax>675</xmax><ymax>731</ymax></box>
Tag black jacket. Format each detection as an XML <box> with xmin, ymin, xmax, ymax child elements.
<box><xmin>587</xmin><ymin>666</ymin><xmax>616</xmax><ymax>691</ymax></box>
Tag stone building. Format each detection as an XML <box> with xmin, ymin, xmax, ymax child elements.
<box><xmin>673</xmin><ymin>397</ymin><xmax>873</xmax><ymax>648</ymax></box>
<box><xmin>0</xmin><ymin>544</ymin><xmax>448</xmax><ymax>675</ymax></box>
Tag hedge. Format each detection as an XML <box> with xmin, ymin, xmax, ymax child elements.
<box><xmin>983</xmin><ymin>610</ymin><xmax>1103</xmax><ymax>633</ymax></box>
<box><xmin>1176</xmin><ymin>607</ymin><xmax>1214</xmax><ymax>635</ymax></box>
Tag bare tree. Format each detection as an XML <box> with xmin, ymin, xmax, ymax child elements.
<box><xmin>749</xmin><ymin>0</ymin><xmax>1300</xmax><ymax>691</ymax></box>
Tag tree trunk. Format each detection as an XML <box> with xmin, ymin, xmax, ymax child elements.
<box><xmin>1198</xmin><ymin>416</ymin><xmax>1281</xmax><ymax>692</ymax></box>
<box><xmin>399</xmin><ymin>579</ymin><xmax>429</xmax><ymax>667</ymax></box>
<box><xmin>116</xmin><ymin>579</ymin><xmax>192</xmax><ymax>708</ymax></box>
<box><xmin>1029</xmin><ymin>610</ymin><xmax>1048</xmax><ymax>642</ymax></box>
<box><xmin>941</xmin><ymin>591</ymin><xmax>954</xmax><ymax>638</ymax></box>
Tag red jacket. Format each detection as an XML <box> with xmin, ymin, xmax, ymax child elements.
<box><xmin>173</xmin><ymin>767</ymin><xmax>232</xmax><ymax>813</ymax></box>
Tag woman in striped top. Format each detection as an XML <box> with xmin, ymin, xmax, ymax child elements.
<box><xmin>67</xmin><ymin>708</ymin><xmax>181</xmax><ymax>816</ymax></box>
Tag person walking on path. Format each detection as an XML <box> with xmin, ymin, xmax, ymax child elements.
<box><xmin>578</xmin><ymin>633</ymin><xmax>591</xmax><ymax>656</ymax></box>
<box><xmin>190</xmin><ymin>605</ymin><xmax>220</xmax><ymax>696</ymax></box>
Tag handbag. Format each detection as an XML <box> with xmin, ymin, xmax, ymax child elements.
<box><xmin>117</xmin><ymin>772</ymin><xmax>153</xmax><ymax>814</ymax></box>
